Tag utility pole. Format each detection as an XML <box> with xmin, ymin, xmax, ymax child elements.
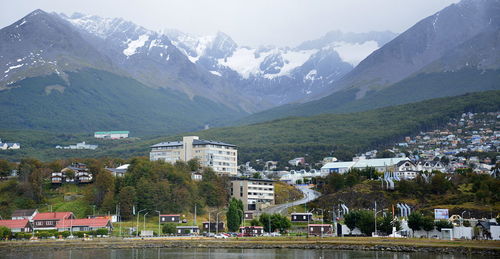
<box><xmin>144</xmin><ymin>212</ymin><xmax>149</xmax><ymax>231</ymax></box>
<box><xmin>136</xmin><ymin>209</ymin><xmax>146</xmax><ymax>237</ymax></box>
<box><xmin>194</xmin><ymin>204</ymin><xmax>197</xmax><ymax>225</ymax></box>
<box><xmin>155</xmin><ymin>210</ymin><xmax>161</xmax><ymax>236</ymax></box>
<box><xmin>374</xmin><ymin>201</ymin><xmax>377</xmax><ymax>237</ymax></box>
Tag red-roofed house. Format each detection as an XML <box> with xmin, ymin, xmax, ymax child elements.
<box><xmin>0</xmin><ymin>219</ymin><xmax>32</xmax><ymax>232</ymax></box>
<box><xmin>33</xmin><ymin>212</ymin><xmax>75</xmax><ymax>230</ymax></box>
<box><xmin>55</xmin><ymin>218</ymin><xmax>113</xmax><ymax>232</ymax></box>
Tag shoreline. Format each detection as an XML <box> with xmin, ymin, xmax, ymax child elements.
<box><xmin>1</xmin><ymin>237</ymin><xmax>499</xmax><ymax>256</ymax></box>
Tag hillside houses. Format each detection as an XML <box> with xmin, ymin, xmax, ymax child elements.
<box><xmin>51</xmin><ymin>163</ymin><xmax>93</xmax><ymax>184</ymax></box>
<box><xmin>0</xmin><ymin>139</ymin><xmax>20</xmax><ymax>150</ymax></box>
<box><xmin>387</xmin><ymin>112</ymin><xmax>499</xmax><ymax>175</ymax></box>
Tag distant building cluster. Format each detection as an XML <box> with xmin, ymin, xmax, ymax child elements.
<box><xmin>56</xmin><ymin>141</ymin><xmax>98</xmax><ymax>150</ymax></box>
<box><xmin>94</xmin><ymin>131</ymin><xmax>129</xmax><ymax>139</ymax></box>
<box><xmin>0</xmin><ymin>139</ymin><xmax>20</xmax><ymax>150</ymax></box>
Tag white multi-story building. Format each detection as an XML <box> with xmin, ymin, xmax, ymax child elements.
<box><xmin>230</xmin><ymin>178</ymin><xmax>275</xmax><ymax>211</ymax></box>
<box><xmin>150</xmin><ymin>136</ymin><xmax>238</xmax><ymax>175</ymax></box>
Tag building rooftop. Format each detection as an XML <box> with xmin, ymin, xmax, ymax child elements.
<box><xmin>192</xmin><ymin>139</ymin><xmax>236</xmax><ymax>147</ymax></box>
<box><xmin>150</xmin><ymin>141</ymin><xmax>183</xmax><ymax>148</ymax></box>
<box><xmin>151</xmin><ymin>138</ymin><xmax>236</xmax><ymax>148</ymax></box>
<box><xmin>95</xmin><ymin>131</ymin><xmax>130</xmax><ymax>134</ymax></box>
<box><xmin>11</xmin><ymin>209</ymin><xmax>37</xmax><ymax>218</ymax></box>
<box><xmin>0</xmin><ymin>219</ymin><xmax>29</xmax><ymax>229</ymax></box>
<box><xmin>33</xmin><ymin>212</ymin><xmax>73</xmax><ymax>221</ymax></box>
<box><xmin>56</xmin><ymin>218</ymin><xmax>110</xmax><ymax>228</ymax></box>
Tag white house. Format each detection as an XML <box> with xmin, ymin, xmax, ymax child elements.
<box><xmin>321</xmin><ymin>158</ymin><xmax>409</xmax><ymax>175</ymax></box>
<box><xmin>0</xmin><ymin>139</ymin><xmax>20</xmax><ymax>150</ymax></box>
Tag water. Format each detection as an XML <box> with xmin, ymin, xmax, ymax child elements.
<box><xmin>1</xmin><ymin>248</ymin><xmax>493</xmax><ymax>259</ymax></box>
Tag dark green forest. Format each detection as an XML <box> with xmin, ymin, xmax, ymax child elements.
<box><xmin>0</xmin><ymin>68</ymin><xmax>246</xmax><ymax>136</ymax></box>
<box><xmin>1</xmin><ymin>90</ymin><xmax>499</xmax><ymax>165</ymax></box>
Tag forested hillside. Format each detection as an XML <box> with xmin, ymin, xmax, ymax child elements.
<box><xmin>1</xmin><ymin>91</ymin><xmax>498</xmax><ymax>164</ymax></box>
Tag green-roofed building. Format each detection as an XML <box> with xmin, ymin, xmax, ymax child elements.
<box><xmin>94</xmin><ymin>131</ymin><xmax>129</xmax><ymax>139</ymax></box>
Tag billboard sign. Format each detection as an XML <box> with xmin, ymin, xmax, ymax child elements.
<box><xmin>434</xmin><ymin>209</ymin><xmax>449</xmax><ymax>220</ymax></box>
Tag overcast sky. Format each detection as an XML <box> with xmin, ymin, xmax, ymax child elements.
<box><xmin>1</xmin><ymin>0</ymin><xmax>459</xmax><ymax>47</ymax></box>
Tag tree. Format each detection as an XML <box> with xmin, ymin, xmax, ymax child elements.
<box><xmin>250</xmin><ymin>218</ymin><xmax>261</xmax><ymax>226</ymax></box>
<box><xmin>325</xmin><ymin>173</ymin><xmax>344</xmax><ymax>193</ymax></box>
<box><xmin>434</xmin><ymin>220</ymin><xmax>453</xmax><ymax>232</ymax></box>
<box><xmin>271</xmin><ymin>213</ymin><xmax>292</xmax><ymax>233</ymax></box>
<box><xmin>408</xmin><ymin>212</ymin><xmax>425</xmax><ymax>236</ymax></box>
<box><xmin>430</xmin><ymin>173</ymin><xmax>451</xmax><ymax>195</ymax></box>
<box><xmin>422</xmin><ymin>216</ymin><xmax>435</xmax><ymax>237</ymax></box>
<box><xmin>357</xmin><ymin>210</ymin><xmax>375</xmax><ymax>236</ymax></box>
<box><xmin>0</xmin><ymin>226</ymin><xmax>11</xmax><ymax>239</ymax></box>
<box><xmin>259</xmin><ymin>213</ymin><xmax>272</xmax><ymax>232</ymax></box>
<box><xmin>344</xmin><ymin>211</ymin><xmax>360</xmax><ymax>234</ymax></box>
<box><xmin>377</xmin><ymin>150</ymin><xmax>395</xmax><ymax>158</ymax></box>
<box><xmin>187</xmin><ymin>159</ymin><xmax>200</xmax><ymax>172</ymax></box>
<box><xmin>93</xmin><ymin>170</ymin><xmax>115</xmax><ymax>207</ymax></box>
<box><xmin>118</xmin><ymin>186</ymin><xmax>136</xmax><ymax>220</ymax></box>
<box><xmin>378</xmin><ymin>213</ymin><xmax>400</xmax><ymax>235</ymax></box>
<box><xmin>227</xmin><ymin>198</ymin><xmax>243</xmax><ymax>232</ymax></box>
<box><xmin>0</xmin><ymin>160</ymin><xmax>12</xmax><ymax>177</ymax></box>
<box><xmin>162</xmin><ymin>223</ymin><xmax>176</xmax><ymax>234</ymax></box>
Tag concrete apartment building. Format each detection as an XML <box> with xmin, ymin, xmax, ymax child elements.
<box><xmin>230</xmin><ymin>178</ymin><xmax>275</xmax><ymax>211</ymax></box>
<box><xmin>94</xmin><ymin>131</ymin><xmax>129</xmax><ymax>139</ymax></box>
<box><xmin>150</xmin><ymin>136</ymin><xmax>238</xmax><ymax>175</ymax></box>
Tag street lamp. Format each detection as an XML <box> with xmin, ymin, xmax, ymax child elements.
<box><xmin>144</xmin><ymin>212</ymin><xmax>150</xmax><ymax>231</ymax></box>
<box><xmin>461</xmin><ymin>211</ymin><xmax>470</xmax><ymax>226</ymax></box>
<box><xmin>155</xmin><ymin>211</ymin><xmax>161</xmax><ymax>236</ymax></box>
<box><xmin>136</xmin><ymin>209</ymin><xmax>146</xmax><ymax>237</ymax></box>
<box><xmin>216</xmin><ymin>211</ymin><xmax>224</xmax><ymax>234</ymax></box>
<box><xmin>317</xmin><ymin>208</ymin><xmax>324</xmax><ymax>238</ymax></box>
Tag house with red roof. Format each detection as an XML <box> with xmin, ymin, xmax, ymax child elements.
<box><xmin>55</xmin><ymin>218</ymin><xmax>112</xmax><ymax>232</ymax></box>
<box><xmin>0</xmin><ymin>219</ymin><xmax>32</xmax><ymax>232</ymax></box>
<box><xmin>33</xmin><ymin>212</ymin><xmax>75</xmax><ymax>230</ymax></box>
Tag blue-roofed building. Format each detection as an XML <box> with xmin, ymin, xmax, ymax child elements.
<box><xmin>150</xmin><ymin>136</ymin><xmax>238</xmax><ymax>175</ymax></box>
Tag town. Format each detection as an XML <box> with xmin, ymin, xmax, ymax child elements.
<box><xmin>0</xmin><ymin>112</ymin><xmax>498</xmax><ymax>242</ymax></box>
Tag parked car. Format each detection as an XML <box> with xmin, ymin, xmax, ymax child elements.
<box><xmin>214</xmin><ymin>233</ymin><xmax>228</xmax><ymax>239</ymax></box>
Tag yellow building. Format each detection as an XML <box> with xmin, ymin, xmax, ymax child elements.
<box><xmin>150</xmin><ymin>136</ymin><xmax>238</xmax><ymax>175</ymax></box>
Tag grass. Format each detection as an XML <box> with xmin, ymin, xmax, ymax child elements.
<box><xmin>0</xmin><ymin>236</ymin><xmax>498</xmax><ymax>252</ymax></box>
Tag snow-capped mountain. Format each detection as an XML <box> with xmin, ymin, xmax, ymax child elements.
<box><xmin>166</xmin><ymin>30</ymin><xmax>397</xmax><ymax>105</ymax></box>
<box><xmin>58</xmin><ymin>13</ymin><xmax>253</xmax><ymax>111</ymax></box>
<box><xmin>0</xmin><ymin>10</ymin><xmax>113</xmax><ymax>90</ymax></box>
<box><xmin>1</xmin><ymin>9</ymin><xmax>396</xmax><ymax>111</ymax></box>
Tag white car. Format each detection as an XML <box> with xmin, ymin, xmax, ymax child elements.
<box><xmin>214</xmin><ymin>233</ymin><xmax>228</xmax><ymax>239</ymax></box>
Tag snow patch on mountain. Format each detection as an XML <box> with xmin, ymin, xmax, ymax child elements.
<box><xmin>4</xmin><ymin>64</ymin><xmax>24</xmax><ymax>74</ymax></box>
<box><xmin>123</xmin><ymin>34</ymin><xmax>149</xmax><ymax>57</ymax></box>
<box><xmin>218</xmin><ymin>47</ymin><xmax>271</xmax><ymax>79</ymax></box>
<box><xmin>330</xmin><ymin>41</ymin><xmax>379</xmax><ymax>66</ymax></box>
<box><xmin>264</xmin><ymin>49</ymin><xmax>317</xmax><ymax>79</ymax></box>
<box><xmin>209</xmin><ymin>70</ymin><xmax>221</xmax><ymax>76</ymax></box>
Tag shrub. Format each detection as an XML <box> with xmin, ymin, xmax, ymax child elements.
<box><xmin>96</xmin><ymin>228</ymin><xmax>108</xmax><ymax>236</ymax></box>
<box><xmin>0</xmin><ymin>226</ymin><xmax>12</xmax><ymax>239</ymax></box>
<box><xmin>162</xmin><ymin>223</ymin><xmax>176</xmax><ymax>234</ymax></box>
<box><xmin>434</xmin><ymin>220</ymin><xmax>453</xmax><ymax>231</ymax></box>
<box><xmin>59</xmin><ymin>231</ymin><xmax>71</xmax><ymax>238</ymax></box>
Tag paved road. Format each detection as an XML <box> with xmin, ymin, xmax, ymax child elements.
<box><xmin>263</xmin><ymin>185</ymin><xmax>321</xmax><ymax>215</ymax></box>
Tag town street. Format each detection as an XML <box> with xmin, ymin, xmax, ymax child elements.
<box><xmin>263</xmin><ymin>185</ymin><xmax>321</xmax><ymax>215</ymax></box>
